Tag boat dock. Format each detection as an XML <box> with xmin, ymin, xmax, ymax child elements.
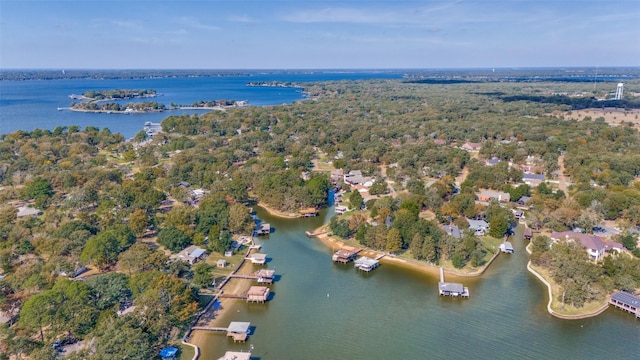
<box><xmin>609</xmin><ymin>291</ymin><xmax>640</xmax><ymax>318</ymax></box>
<box><xmin>438</xmin><ymin>267</ymin><xmax>469</xmax><ymax>298</ymax></box>
<box><xmin>305</xmin><ymin>230</ymin><xmax>327</xmax><ymax>237</ymax></box>
<box><xmin>354</xmin><ymin>256</ymin><xmax>380</xmax><ymax>272</ymax></box>
<box><xmin>332</xmin><ymin>248</ymin><xmax>362</xmax><ymax>263</ymax></box>
<box><xmin>192</xmin><ymin>322</ymin><xmax>252</xmax><ymax>342</ymax></box>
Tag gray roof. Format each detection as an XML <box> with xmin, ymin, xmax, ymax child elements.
<box><xmin>441</xmin><ymin>225</ymin><xmax>462</xmax><ymax>239</ymax></box>
<box><xmin>523</xmin><ymin>173</ymin><xmax>545</xmax><ymax>181</ymax></box>
<box><xmin>501</xmin><ymin>242</ymin><xmax>514</xmax><ymax>251</ymax></box>
<box><xmin>439</xmin><ymin>282</ymin><xmax>464</xmax><ymax>293</ymax></box>
<box><xmin>227</xmin><ymin>321</ymin><xmax>251</xmax><ymax>334</ymax></box>
<box><xmin>467</xmin><ymin>218</ymin><xmax>489</xmax><ymax>230</ymax></box>
<box><xmin>611</xmin><ymin>291</ymin><xmax>640</xmax><ymax>307</ymax></box>
<box><xmin>354</xmin><ymin>256</ymin><xmax>379</xmax><ymax>267</ymax></box>
<box><xmin>189</xmin><ymin>248</ymin><xmax>206</xmax><ymax>258</ymax></box>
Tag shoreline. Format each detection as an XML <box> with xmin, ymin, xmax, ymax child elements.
<box><xmin>256</xmin><ymin>201</ymin><xmax>302</xmax><ymax>219</ymax></box>
<box><xmin>525</xmin><ymin>242</ymin><xmax>610</xmax><ymax>320</ymax></box>
<box><xmin>312</xmin><ymin>226</ymin><xmax>498</xmax><ymax>279</ymax></box>
<box><xmin>67</xmin><ymin>105</ymin><xmax>230</xmax><ymax>114</ymax></box>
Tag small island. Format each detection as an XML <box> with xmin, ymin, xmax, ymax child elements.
<box><xmin>68</xmin><ymin>88</ymin><xmax>247</xmax><ymax>113</ymax></box>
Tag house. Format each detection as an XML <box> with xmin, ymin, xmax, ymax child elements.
<box><xmin>522</xmin><ymin>173</ymin><xmax>545</xmax><ymax>187</ymax></box>
<box><xmin>466</xmin><ymin>218</ymin><xmax>489</xmax><ymax>236</ymax></box>
<box><xmin>434</xmin><ymin>138</ymin><xmax>447</xmax><ymax>145</ymax></box>
<box><xmin>172</xmin><ymin>245</ymin><xmax>207</xmax><ymax>264</ymax></box>
<box><xmin>604</xmin><ymin>241</ymin><xmax>624</xmax><ymax>253</ymax></box>
<box><xmin>485</xmin><ymin>157</ymin><xmax>500</xmax><ymax>166</ymax></box>
<box><xmin>550</xmin><ymin>231</ymin><xmax>606</xmax><ymax>261</ymax></box>
<box><xmin>517</xmin><ymin>196</ymin><xmax>532</xmax><ymax>208</ymax></box>
<box><xmin>441</xmin><ymin>224</ymin><xmax>463</xmax><ymax>239</ymax></box>
<box><xmin>344</xmin><ymin>170</ymin><xmax>374</xmax><ymax>187</ymax></box>
<box><xmin>461</xmin><ymin>142</ymin><xmax>482</xmax><ymax>151</ymax></box>
<box><xmin>224</xmin><ymin>250</ymin><xmax>234</xmax><ymax>257</ymax></box>
<box><xmin>247</xmin><ymin>286</ymin><xmax>270</xmax><ymax>302</ymax></box>
<box><xmin>477</xmin><ymin>189</ymin><xmax>510</xmax><ymax>203</ymax></box>
<box><xmin>330</xmin><ymin>169</ymin><xmax>345</xmax><ymax>184</ymax></box>
<box><xmin>217</xmin><ymin>259</ymin><xmax>227</xmax><ymax>268</ymax></box>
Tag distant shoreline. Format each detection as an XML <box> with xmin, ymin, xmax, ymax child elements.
<box><xmin>67</xmin><ymin>105</ymin><xmax>232</xmax><ymax>114</ymax></box>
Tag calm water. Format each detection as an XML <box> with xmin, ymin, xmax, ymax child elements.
<box><xmin>0</xmin><ymin>72</ymin><xmax>402</xmax><ymax>138</ymax></box>
<box><xmin>200</xmin><ymin>208</ymin><xmax>639</xmax><ymax>359</ymax></box>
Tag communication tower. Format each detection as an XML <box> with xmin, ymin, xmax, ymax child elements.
<box><xmin>614</xmin><ymin>83</ymin><xmax>624</xmax><ymax>100</ymax></box>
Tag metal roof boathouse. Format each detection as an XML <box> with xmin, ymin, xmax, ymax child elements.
<box><xmin>354</xmin><ymin>256</ymin><xmax>380</xmax><ymax>272</ymax></box>
<box><xmin>609</xmin><ymin>291</ymin><xmax>640</xmax><ymax>318</ymax></box>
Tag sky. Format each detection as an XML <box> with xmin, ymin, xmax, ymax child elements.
<box><xmin>1</xmin><ymin>0</ymin><xmax>639</xmax><ymax>69</ymax></box>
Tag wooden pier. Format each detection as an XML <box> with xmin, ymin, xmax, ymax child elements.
<box><xmin>438</xmin><ymin>267</ymin><xmax>469</xmax><ymax>298</ymax></box>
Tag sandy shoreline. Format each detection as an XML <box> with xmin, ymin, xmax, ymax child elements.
<box><xmin>312</xmin><ymin>226</ymin><xmax>498</xmax><ymax>279</ymax></box>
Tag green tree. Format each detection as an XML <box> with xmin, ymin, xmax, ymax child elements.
<box><xmin>228</xmin><ymin>203</ymin><xmax>251</xmax><ymax>234</ymax></box>
<box><xmin>81</xmin><ymin>232</ymin><xmax>120</xmax><ymax>270</ymax></box>
<box><xmin>157</xmin><ymin>227</ymin><xmax>191</xmax><ymax>253</ymax></box>
<box><xmin>85</xmin><ymin>273</ymin><xmax>131</xmax><ymax>311</ymax></box>
<box><xmin>193</xmin><ymin>262</ymin><xmax>213</xmax><ymax>288</ymax></box>
<box><xmin>349</xmin><ymin>190</ymin><xmax>364</xmax><ymax>210</ymax></box>
<box><xmin>385</xmin><ymin>228</ymin><xmax>402</xmax><ymax>253</ymax></box>
<box><xmin>128</xmin><ymin>209</ymin><xmax>149</xmax><ymax>237</ymax></box>
<box><xmin>369</xmin><ymin>177</ymin><xmax>388</xmax><ymax>195</ymax></box>
<box><xmin>118</xmin><ymin>243</ymin><xmax>167</xmax><ymax>275</ymax></box>
<box><xmin>19</xmin><ymin>292</ymin><xmax>54</xmax><ymax>342</ymax></box>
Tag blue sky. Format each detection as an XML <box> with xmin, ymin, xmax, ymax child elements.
<box><xmin>1</xmin><ymin>0</ymin><xmax>639</xmax><ymax>69</ymax></box>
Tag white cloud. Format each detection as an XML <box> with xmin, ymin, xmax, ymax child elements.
<box><xmin>228</xmin><ymin>15</ymin><xmax>254</xmax><ymax>24</ymax></box>
<box><xmin>176</xmin><ymin>16</ymin><xmax>219</xmax><ymax>31</ymax></box>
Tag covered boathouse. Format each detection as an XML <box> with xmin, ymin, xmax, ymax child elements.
<box><xmin>227</xmin><ymin>321</ymin><xmax>251</xmax><ymax>342</ymax></box>
<box><xmin>247</xmin><ymin>286</ymin><xmax>270</xmax><ymax>303</ymax></box>
<box><xmin>354</xmin><ymin>256</ymin><xmax>380</xmax><ymax>272</ymax></box>
<box><xmin>254</xmin><ymin>269</ymin><xmax>276</xmax><ymax>284</ymax></box>
<box><xmin>438</xmin><ymin>267</ymin><xmax>469</xmax><ymax>297</ymax></box>
<box><xmin>332</xmin><ymin>249</ymin><xmax>360</xmax><ymax>263</ymax></box>
<box><xmin>609</xmin><ymin>291</ymin><xmax>640</xmax><ymax>318</ymax></box>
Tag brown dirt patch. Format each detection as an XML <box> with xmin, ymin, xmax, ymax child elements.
<box><xmin>562</xmin><ymin>108</ymin><xmax>640</xmax><ymax>128</ymax></box>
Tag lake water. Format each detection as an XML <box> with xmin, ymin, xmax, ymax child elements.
<box><xmin>199</xmin><ymin>207</ymin><xmax>639</xmax><ymax>359</ymax></box>
<box><xmin>0</xmin><ymin>72</ymin><xmax>402</xmax><ymax>138</ymax></box>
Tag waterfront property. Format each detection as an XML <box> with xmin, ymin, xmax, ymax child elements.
<box><xmin>332</xmin><ymin>248</ymin><xmax>361</xmax><ymax>263</ymax></box>
<box><xmin>247</xmin><ymin>286</ymin><xmax>270</xmax><ymax>303</ymax></box>
<box><xmin>246</xmin><ymin>253</ymin><xmax>267</xmax><ymax>265</ymax></box>
<box><xmin>254</xmin><ymin>269</ymin><xmax>276</xmax><ymax>284</ymax></box>
<box><xmin>500</xmin><ymin>241</ymin><xmax>515</xmax><ymax>254</ymax></box>
<box><xmin>354</xmin><ymin>256</ymin><xmax>380</xmax><ymax>272</ymax></box>
<box><xmin>171</xmin><ymin>245</ymin><xmax>207</xmax><ymax>265</ymax></box>
<box><xmin>609</xmin><ymin>291</ymin><xmax>640</xmax><ymax>318</ymax></box>
<box><xmin>438</xmin><ymin>267</ymin><xmax>469</xmax><ymax>298</ymax></box>
<box><xmin>218</xmin><ymin>351</ymin><xmax>252</xmax><ymax>360</ymax></box>
<box><xmin>227</xmin><ymin>322</ymin><xmax>251</xmax><ymax>342</ymax></box>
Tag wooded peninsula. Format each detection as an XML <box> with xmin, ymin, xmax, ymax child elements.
<box><xmin>1</xmin><ymin>72</ymin><xmax>640</xmax><ymax>358</ymax></box>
